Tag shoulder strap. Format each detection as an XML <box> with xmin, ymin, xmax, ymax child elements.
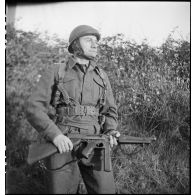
<box><xmin>95</xmin><ymin>67</ymin><xmax>107</xmax><ymax>88</ymax></box>
<box><xmin>95</xmin><ymin>66</ymin><xmax>107</xmax><ymax>106</ymax></box>
<box><xmin>52</xmin><ymin>56</ymin><xmax>71</xmax><ymax>106</ymax></box>
<box><xmin>57</xmin><ymin>56</ymin><xmax>70</xmax><ymax>83</ymax></box>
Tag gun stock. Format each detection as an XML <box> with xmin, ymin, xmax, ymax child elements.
<box><xmin>27</xmin><ymin>142</ymin><xmax>58</xmax><ymax>165</ymax></box>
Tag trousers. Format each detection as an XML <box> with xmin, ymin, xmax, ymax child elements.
<box><xmin>43</xmin><ymin>126</ymin><xmax>116</xmax><ymax>194</ymax></box>
<box><xmin>43</xmin><ymin>146</ymin><xmax>116</xmax><ymax>194</ymax></box>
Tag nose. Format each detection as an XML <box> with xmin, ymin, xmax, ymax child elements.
<box><xmin>91</xmin><ymin>40</ymin><xmax>98</xmax><ymax>48</ymax></box>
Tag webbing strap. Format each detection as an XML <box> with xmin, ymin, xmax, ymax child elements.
<box><xmin>57</xmin><ymin>83</ymin><xmax>71</xmax><ymax>105</ymax></box>
<box><xmin>58</xmin><ymin>55</ymin><xmax>70</xmax><ymax>83</ymax></box>
<box><xmin>54</xmin><ymin>59</ymin><xmax>72</xmax><ymax>105</ymax></box>
<box><xmin>57</xmin><ymin>105</ymin><xmax>99</xmax><ymax>117</ymax></box>
<box><xmin>95</xmin><ymin>67</ymin><xmax>107</xmax><ymax>106</ymax></box>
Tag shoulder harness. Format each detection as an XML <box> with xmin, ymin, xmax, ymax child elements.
<box><xmin>49</xmin><ymin>60</ymin><xmax>108</xmax><ymax>125</ymax></box>
<box><xmin>94</xmin><ymin>66</ymin><xmax>108</xmax><ymax>128</ymax></box>
<box><xmin>94</xmin><ymin>66</ymin><xmax>107</xmax><ymax>107</ymax></box>
<box><xmin>51</xmin><ymin>57</ymin><xmax>71</xmax><ymax>108</ymax></box>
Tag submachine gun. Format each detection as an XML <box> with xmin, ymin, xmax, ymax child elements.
<box><xmin>27</xmin><ymin>134</ymin><xmax>156</xmax><ymax>172</ymax></box>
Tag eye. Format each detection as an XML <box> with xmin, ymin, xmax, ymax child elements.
<box><xmin>86</xmin><ymin>38</ymin><xmax>96</xmax><ymax>42</ymax></box>
<box><xmin>91</xmin><ymin>40</ymin><xmax>98</xmax><ymax>45</ymax></box>
<box><xmin>86</xmin><ymin>38</ymin><xmax>91</xmax><ymax>42</ymax></box>
<box><xmin>94</xmin><ymin>41</ymin><xmax>98</xmax><ymax>45</ymax></box>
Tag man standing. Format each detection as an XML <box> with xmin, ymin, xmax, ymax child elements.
<box><xmin>26</xmin><ymin>25</ymin><xmax>119</xmax><ymax>194</ymax></box>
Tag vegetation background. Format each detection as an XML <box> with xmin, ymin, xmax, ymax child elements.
<box><xmin>6</xmin><ymin>23</ymin><xmax>190</xmax><ymax>194</ymax></box>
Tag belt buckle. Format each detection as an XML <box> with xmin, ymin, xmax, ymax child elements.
<box><xmin>76</xmin><ymin>105</ymin><xmax>85</xmax><ymax>115</ymax></box>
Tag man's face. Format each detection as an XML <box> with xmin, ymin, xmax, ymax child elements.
<box><xmin>79</xmin><ymin>35</ymin><xmax>98</xmax><ymax>58</ymax></box>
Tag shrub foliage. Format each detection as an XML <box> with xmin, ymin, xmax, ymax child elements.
<box><xmin>6</xmin><ymin>24</ymin><xmax>190</xmax><ymax>194</ymax></box>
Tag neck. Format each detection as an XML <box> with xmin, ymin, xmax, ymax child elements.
<box><xmin>74</xmin><ymin>56</ymin><xmax>90</xmax><ymax>65</ymax></box>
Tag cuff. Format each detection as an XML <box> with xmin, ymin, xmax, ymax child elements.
<box><xmin>43</xmin><ymin>123</ymin><xmax>63</xmax><ymax>142</ymax></box>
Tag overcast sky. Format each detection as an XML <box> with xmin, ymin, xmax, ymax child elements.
<box><xmin>12</xmin><ymin>1</ymin><xmax>190</xmax><ymax>47</ymax></box>
<box><xmin>12</xmin><ymin>2</ymin><xmax>190</xmax><ymax>47</ymax></box>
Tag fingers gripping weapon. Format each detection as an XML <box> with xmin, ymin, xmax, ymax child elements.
<box><xmin>27</xmin><ymin>134</ymin><xmax>156</xmax><ymax>172</ymax></box>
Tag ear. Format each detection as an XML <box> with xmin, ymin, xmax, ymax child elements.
<box><xmin>78</xmin><ymin>37</ymin><xmax>84</xmax><ymax>47</ymax></box>
<box><xmin>78</xmin><ymin>38</ymin><xmax>85</xmax><ymax>53</ymax></box>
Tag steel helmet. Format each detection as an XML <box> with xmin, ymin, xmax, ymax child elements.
<box><xmin>68</xmin><ymin>25</ymin><xmax>101</xmax><ymax>53</ymax></box>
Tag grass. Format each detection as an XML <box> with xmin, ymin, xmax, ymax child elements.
<box><xmin>6</xmin><ymin>122</ymin><xmax>189</xmax><ymax>194</ymax></box>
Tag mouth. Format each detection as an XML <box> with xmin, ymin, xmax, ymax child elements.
<box><xmin>90</xmin><ymin>50</ymin><xmax>97</xmax><ymax>53</ymax></box>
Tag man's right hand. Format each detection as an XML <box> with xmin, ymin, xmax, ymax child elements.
<box><xmin>53</xmin><ymin>134</ymin><xmax>73</xmax><ymax>154</ymax></box>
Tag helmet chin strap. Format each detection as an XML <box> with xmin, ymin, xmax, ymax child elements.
<box><xmin>77</xmin><ymin>53</ymin><xmax>96</xmax><ymax>61</ymax></box>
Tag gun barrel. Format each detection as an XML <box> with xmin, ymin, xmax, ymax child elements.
<box><xmin>117</xmin><ymin>135</ymin><xmax>156</xmax><ymax>144</ymax></box>
<box><xmin>68</xmin><ymin>134</ymin><xmax>106</xmax><ymax>140</ymax></box>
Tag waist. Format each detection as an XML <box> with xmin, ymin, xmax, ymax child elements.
<box><xmin>56</xmin><ymin>115</ymin><xmax>99</xmax><ymax>127</ymax></box>
<box><xmin>57</xmin><ymin>117</ymin><xmax>101</xmax><ymax>134</ymax></box>
<box><xmin>55</xmin><ymin>105</ymin><xmax>101</xmax><ymax>132</ymax></box>
<box><xmin>56</xmin><ymin>105</ymin><xmax>99</xmax><ymax>116</ymax></box>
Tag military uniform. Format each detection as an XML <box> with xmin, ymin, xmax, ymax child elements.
<box><xmin>26</xmin><ymin>55</ymin><xmax>118</xmax><ymax>194</ymax></box>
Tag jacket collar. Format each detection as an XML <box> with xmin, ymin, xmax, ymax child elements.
<box><xmin>67</xmin><ymin>55</ymin><xmax>97</xmax><ymax>70</ymax></box>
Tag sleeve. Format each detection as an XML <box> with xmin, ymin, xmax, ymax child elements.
<box><xmin>101</xmin><ymin>72</ymin><xmax>118</xmax><ymax>133</ymax></box>
<box><xmin>25</xmin><ymin>65</ymin><xmax>63</xmax><ymax>141</ymax></box>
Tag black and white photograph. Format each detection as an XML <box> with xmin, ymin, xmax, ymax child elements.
<box><xmin>5</xmin><ymin>1</ymin><xmax>190</xmax><ymax>194</ymax></box>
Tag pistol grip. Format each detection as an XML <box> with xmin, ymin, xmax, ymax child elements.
<box><xmin>81</xmin><ymin>142</ymin><xmax>96</xmax><ymax>159</ymax></box>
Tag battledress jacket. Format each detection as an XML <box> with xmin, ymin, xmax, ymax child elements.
<box><xmin>26</xmin><ymin>56</ymin><xmax>118</xmax><ymax>142</ymax></box>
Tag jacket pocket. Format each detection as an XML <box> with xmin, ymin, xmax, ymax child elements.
<box><xmin>60</xmin><ymin>76</ymin><xmax>77</xmax><ymax>99</ymax></box>
<box><xmin>62</xmin><ymin>75</ymin><xmax>76</xmax><ymax>83</ymax></box>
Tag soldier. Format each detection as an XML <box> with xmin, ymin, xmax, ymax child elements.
<box><xmin>26</xmin><ymin>24</ymin><xmax>119</xmax><ymax>194</ymax></box>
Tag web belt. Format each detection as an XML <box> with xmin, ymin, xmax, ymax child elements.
<box><xmin>57</xmin><ymin>105</ymin><xmax>99</xmax><ymax>116</ymax></box>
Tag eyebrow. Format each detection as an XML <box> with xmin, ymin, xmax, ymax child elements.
<box><xmin>83</xmin><ymin>36</ymin><xmax>97</xmax><ymax>41</ymax></box>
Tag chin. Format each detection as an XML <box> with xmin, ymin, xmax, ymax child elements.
<box><xmin>87</xmin><ymin>53</ymin><xmax>97</xmax><ymax>58</ymax></box>
<box><xmin>91</xmin><ymin>52</ymin><xmax>97</xmax><ymax>56</ymax></box>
